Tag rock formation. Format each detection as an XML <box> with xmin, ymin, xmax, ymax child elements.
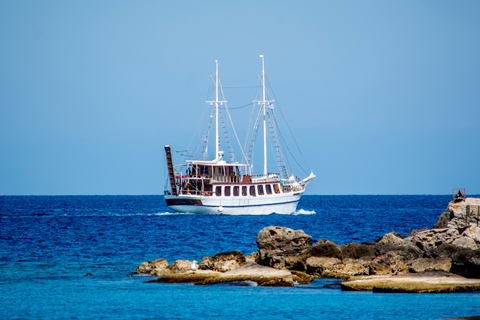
<box><xmin>134</xmin><ymin>197</ymin><xmax>480</xmax><ymax>290</ymax></box>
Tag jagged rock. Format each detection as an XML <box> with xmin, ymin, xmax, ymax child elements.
<box><xmin>409</xmin><ymin>257</ymin><xmax>452</xmax><ymax>273</ymax></box>
<box><xmin>256</xmin><ymin>226</ymin><xmax>312</xmax><ymax>271</ymax></box>
<box><xmin>245</xmin><ymin>253</ymin><xmax>257</xmax><ymax>264</ymax></box>
<box><xmin>424</xmin><ymin>243</ymin><xmax>468</xmax><ymax>259</ymax></box>
<box><xmin>374</xmin><ymin>232</ymin><xmax>422</xmax><ymax>259</ymax></box>
<box><xmin>405</xmin><ymin>228</ymin><xmax>460</xmax><ymax>252</ymax></box>
<box><xmin>408</xmin><ymin>228</ymin><xmax>430</xmax><ymax>238</ymax></box>
<box><xmin>452</xmin><ymin>237</ymin><xmax>478</xmax><ymax>250</ymax></box>
<box><xmin>446</xmin><ymin>198</ymin><xmax>480</xmax><ymax>233</ymax></box>
<box><xmin>167</xmin><ymin>260</ymin><xmax>192</xmax><ymax>274</ymax></box>
<box><xmin>341</xmin><ymin>242</ymin><xmax>375</xmax><ymax>260</ymax></box>
<box><xmin>450</xmin><ymin>248</ymin><xmax>480</xmax><ymax>279</ymax></box>
<box><xmin>257</xmin><ymin>247</ymin><xmax>309</xmax><ymax>271</ymax></box>
<box><xmin>374</xmin><ymin>232</ymin><xmax>406</xmax><ymax>255</ymax></box>
<box><xmin>256</xmin><ymin>226</ymin><xmax>312</xmax><ymax>250</ymax></box>
<box><xmin>309</xmin><ymin>239</ymin><xmax>342</xmax><ymax>259</ymax></box>
<box><xmin>433</xmin><ymin>211</ymin><xmax>451</xmax><ymax>229</ymax></box>
<box><xmin>306</xmin><ymin>256</ymin><xmax>342</xmax><ymax>277</ymax></box>
<box><xmin>199</xmin><ymin>250</ymin><xmax>247</xmax><ymax>272</ymax></box>
<box><xmin>305</xmin><ymin>256</ymin><xmax>369</xmax><ymax>279</ymax></box>
<box><xmin>135</xmin><ymin>258</ymin><xmax>169</xmax><ymax>275</ymax></box>
<box><xmin>369</xmin><ymin>251</ymin><xmax>412</xmax><ymax>275</ymax></box>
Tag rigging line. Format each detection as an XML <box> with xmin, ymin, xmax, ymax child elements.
<box><xmin>218</xmin><ymin>78</ymin><xmax>249</xmax><ymax>165</ymax></box>
<box><xmin>244</xmin><ymin>76</ymin><xmax>264</xmax><ymax>161</ymax></box>
<box><xmin>273</xmin><ymin>114</ymin><xmax>309</xmax><ymax>176</ymax></box>
<box><xmin>219</xmin><ymin>102</ymin><xmax>253</xmax><ymax>110</ymax></box>
<box><xmin>194</xmin><ymin>107</ymin><xmax>215</xmax><ymax>158</ymax></box>
<box><xmin>266</xmin><ymin>110</ymin><xmax>291</xmax><ymax>178</ymax></box>
<box><xmin>265</xmin><ymin>75</ymin><xmax>313</xmax><ymax>173</ymax></box>
<box><xmin>185</xmin><ymin>103</ymin><xmax>212</xmax><ymax>162</ymax></box>
<box><xmin>224</xmin><ymin>104</ymin><xmax>249</xmax><ymax>166</ymax></box>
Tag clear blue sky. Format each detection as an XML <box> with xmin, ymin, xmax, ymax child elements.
<box><xmin>1</xmin><ymin>0</ymin><xmax>479</xmax><ymax>195</ymax></box>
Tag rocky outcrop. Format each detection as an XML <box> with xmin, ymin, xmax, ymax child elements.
<box><xmin>256</xmin><ymin>226</ymin><xmax>312</xmax><ymax>250</ymax></box>
<box><xmin>135</xmin><ymin>259</ymin><xmax>193</xmax><ymax>277</ymax></box>
<box><xmin>341</xmin><ymin>242</ymin><xmax>375</xmax><ymax>261</ymax></box>
<box><xmin>146</xmin><ymin>264</ymin><xmax>296</xmax><ymax>287</ymax></box>
<box><xmin>256</xmin><ymin>226</ymin><xmax>312</xmax><ymax>271</ymax></box>
<box><xmin>199</xmin><ymin>250</ymin><xmax>247</xmax><ymax>272</ymax></box>
<box><xmin>446</xmin><ymin>198</ymin><xmax>480</xmax><ymax>233</ymax></box>
<box><xmin>135</xmin><ymin>197</ymin><xmax>480</xmax><ymax>291</ymax></box>
<box><xmin>309</xmin><ymin>239</ymin><xmax>343</xmax><ymax>259</ymax></box>
<box><xmin>135</xmin><ymin>258</ymin><xmax>169</xmax><ymax>275</ymax></box>
<box><xmin>306</xmin><ymin>257</ymin><xmax>369</xmax><ymax>279</ymax></box>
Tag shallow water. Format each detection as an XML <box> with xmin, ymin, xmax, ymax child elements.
<box><xmin>1</xmin><ymin>195</ymin><xmax>479</xmax><ymax>319</ymax></box>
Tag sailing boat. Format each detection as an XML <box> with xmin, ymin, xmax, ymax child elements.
<box><xmin>164</xmin><ymin>56</ymin><xmax>315</xmax><ymax>215</ymax></box>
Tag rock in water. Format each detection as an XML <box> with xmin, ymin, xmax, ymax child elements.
<box><xmin>256</xmin><ymin>226</ymin><xmax>312</xmax><ymax>271</ymax></box>
<box><xmin>199</xmin><ymin>250</ymin><xmax>247</xmax><ymax>272</ymax></box>
<box><xmin>341</xmin><ymin>242</ymin><xmax>375</xmax><ymax>261</ymax></box>
<box><xmin>135</xmin><ymin>258</ymin><xmax>169</xmax><ymax>275</ymax></box>
<box><xmin>256</xmin><ymin>226</ymin><xmax>312</xmax><ymax>250</ymax></box>
<box><xmin>309</xmin><ymin>239</ymin><xmax>343</xmax><ymax>259</ymax></box>
<box><xmin>341</xmin><ymin>271</ymin><xmax>480</xmax><ymax>293</ymax></box>
<box><xmin>147</xmin><ymin>264</ymin><xmax>296</xmax><ymax>287</ymax></box>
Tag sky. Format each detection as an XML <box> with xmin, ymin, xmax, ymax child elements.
<box><xmin>0</xmin><ymin>0</ymin><xmax>479</xmax><ymax>195</ymax></box>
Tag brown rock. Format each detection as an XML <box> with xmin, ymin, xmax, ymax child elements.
<box><xmin>369</xmin><ymin>251</ymin><xmax>411</xmax><ymax>275</ymax></box>
<box><xmin>256</xmin><ymin>226</ymin><xmax>312</xmax><ymax>250</ymax></box>
<box><xmin>341</xmin><ymin>242</ymin><xmax>375</xmax><ymax>260</ymax></box>
<box><xmin>306</xmin><ymin>256</ymin><xmax>341</xmax><ymax>278</ymax></box>
<box><xmin>409</xmin><ymin>257</ymin><xmax>452</xmax><ymax>273</ymax></box>
<box><xmin>168</xmin><ymin>260</ymin><xmax>192</xmax><ymax>274</ymax></box>
<box><xmin>309</xmin><ymin>239</ymin><xmax>342</xmax><ymax>259</ymax></box>
<box><xmin>135</xmin><ymin>258</ymin><xmax>169</xmax><ymax>275</ymax></box>
<box><xmin>199</xmin><ymin>250</ymin><xmax>247</xmax><ymax>272</ymax></box>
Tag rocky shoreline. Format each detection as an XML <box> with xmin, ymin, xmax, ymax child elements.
<box><xmin>135</xmin><ymin>197</ymin><xmax>480</xmax><ymax>292</ymax></box>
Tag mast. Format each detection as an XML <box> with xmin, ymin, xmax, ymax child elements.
<box><xmin>215</xmin><ymin>60</ymin><xmax>219</xmax><ymax>160</ymax></box>
<box><xmin>206</xmin><ymin>60</ymin><xmax>227</xmax><ymax>161</ymax></box>
<box><xmin>260</xmin><ymin>55</ymin><xmax>267</xmax><ymax>177</ymax></box>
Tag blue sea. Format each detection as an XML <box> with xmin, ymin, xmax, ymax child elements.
<box><xmin>1</xmin><ymin>195</ymin><xmax>479</xmax><ymax>320</ymax></box>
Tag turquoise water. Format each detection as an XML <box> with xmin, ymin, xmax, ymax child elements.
<box><xmin>1</xmin><ymin>195</ymin><xmax>479</xmax><ymax>319</ymax></box>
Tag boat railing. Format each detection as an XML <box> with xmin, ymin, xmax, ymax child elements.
<box><xmin>211</xmin><ymin>175</ymin><xmax>242</xmax><ymax>183</ymax></box>
<box><xmin>251</xmin><ymin>173</ymin><xmax>280</xmax><ymax>183</ymax></box>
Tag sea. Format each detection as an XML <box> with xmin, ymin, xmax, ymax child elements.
<box><xmin>1</xmin><ymin>195</ymin><xmax>479</xmax><ymax>320</ymax></box>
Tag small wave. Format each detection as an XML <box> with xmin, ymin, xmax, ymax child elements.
<box><xmin>293</xmin><ymin>209</ymin><xmax>316</xmax><ymax>215</ymax></box>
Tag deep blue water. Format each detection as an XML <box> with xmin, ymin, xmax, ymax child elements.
<box><xmin>1</xmin><ymin>195</ymin><xmax>479</xmax><ymax>320</ymax></box>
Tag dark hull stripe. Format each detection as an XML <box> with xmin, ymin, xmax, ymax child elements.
<box><xmin>166</xmin><ymin>199</ymin><xmax>203</xmax><ymax>206</ymax></box>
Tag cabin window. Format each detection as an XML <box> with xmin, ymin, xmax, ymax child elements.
<box><xmin>225</xmin><ymin>186</ymin><xmax>231</xmax><ymax>196</ymax></box>
<box><xmin>242</xmin><ymin>186</ymin><xmax>247</xmax><ymax>196</ymax></box>
<box><xmin>201</xmin><ymin>166</ymin><xmax>209</xmax><ymax>175</ymax></box>
<box><xmin>233</xmin><ymin>186</ymin><xmax>239</xmax><ymax>196</ymax></box>
<box><xmin>249</xmin><ymin>186</ymin><xmax>256</xmax><ymax>196</ymax></box>
<box><xmin>273</xmin><ymin>184</ymin><xmax>281</xmax><ymax>194</ymax></box>
<box><xmin>215</xmin><ymin>186</ymin><xmax>222</xmax><ymax>196</ymax></box>
<box><xmin>257</xmin><ymin>185</ymin><xmax>264</xmax><ymax>195</ymax></box>
<box><xmin>266</xmin><ymin>184</ymin><xmax>272</xmax><ymax>195</ymax></box>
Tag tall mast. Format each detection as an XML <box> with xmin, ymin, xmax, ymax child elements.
<box><xmin>215</xmin><ymin>60</ymin><xmax>219</xmax><ymax>160</ymax></box>
<box><xmin>260</xmin><ymin>55</ymin><xmax>267</xmax><ymax>177</ymax></box>
<box><xmin>206</xmin><ymin>60</ymin><xmax>227</xmax><ymax>161</ymax></box>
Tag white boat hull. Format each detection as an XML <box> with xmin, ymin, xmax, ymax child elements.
<box><xmin>165</xmin><ymin>191</ymin><xmax>303</xmax><ymax>215</ymax></box>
